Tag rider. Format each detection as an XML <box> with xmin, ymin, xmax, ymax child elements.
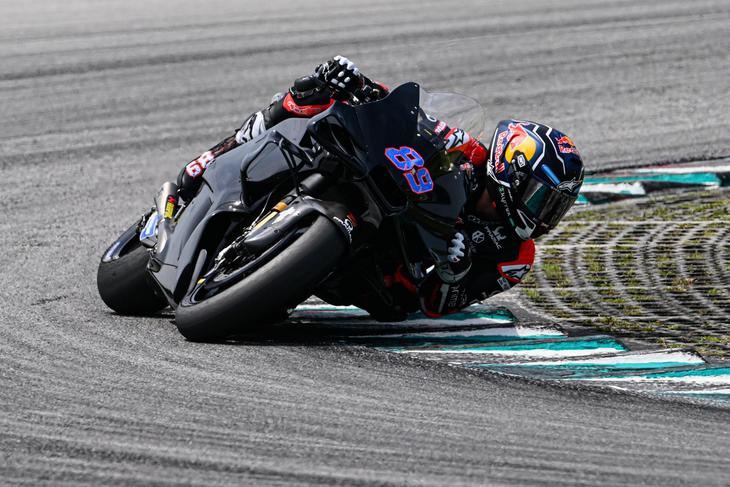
<box><xmin>176</xmin><ymin>56</ymin><xmax>585</xmax><ymax>320</ymax></box>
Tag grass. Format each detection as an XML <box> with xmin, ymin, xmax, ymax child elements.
<box><xmin>669</xmin><ymin>277</ymin><xmax>695</xmax><ymax>293</ymax></box>
<box><xmin>696</xmin><ymin>335</ymin><xmax>730</xmax><ymax>345</ymax></box>
<box><xmin>523</xmin><ymin>288</ymin><xmax>542</xmax><ymax>301</ymax></box>
<box><xmin>521</xmin><ymin>188</ymin><xmax>730</xmax><ymax>359</ymax></box>
<box><xmin>541</xmin><ymin>261</ymin><xmax>569</xmax><ymax>287</ymax></box>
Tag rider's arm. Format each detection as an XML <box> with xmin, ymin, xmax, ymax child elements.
<box><xmin>178</xmin><ymin>56</ymin><xmax>379</xmax><ymax>200</ymax></box>
<box><xmin>429</xmin><ymin>117</ymin><xmax>489</xmax><ymax>168</ymax></box>
<box><xmin>235</xmin><ymin>55</ymin><xmax>384</xmax><ymax>144</ymax></box>
<box><xmin>415</xmin><ymin>120</ymin><xmax>527</xmax><ymax>318</ymax></box>
<box><xmin>413</xmin><ymin>121</ymin><xmax>489</xmax><ymax>316</ymax></box>
<box><xmin>419</xmin><ymin>239</ymin><xmax>535</xmax><ymax>317</ymax></box>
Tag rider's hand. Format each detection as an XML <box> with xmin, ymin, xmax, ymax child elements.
<box><xmin>316</xmin><ymin>55</ymin><xmax>364</xmax><ymax>99</ymax></box>
<box><xmin>448</xmin><ymin>232</ymin><xmax>468</xmax><ymax>263</ymax></box>
<box><xmin>446</xmin><ymin>231</ymin><xmax>472</xmax><ymax>279</ymax></box>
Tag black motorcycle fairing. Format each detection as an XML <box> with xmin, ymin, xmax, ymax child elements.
<box><xmin>122</xmin><ymin>83</ymin><xmax>474</xmax><ymax>314</ymax></box>
<box><xmin>147</xmin><ymin>118</ymin><xmax>355</xmax><ymax>306</ymax></box>
<box><xmin>182</xmin><ymin>196</ymin><xmax>355</xmax><ymax>307</ymax></box>
<box><xmin>146</xmin><ymin>128</ymin><xmax>278</xmax><ymax>302</ymax></box>
<box><xmin>244</xmin><ymin>196</ymin><xmax>356</xmax><ymax>251</ymax></box>
<box><xmin>308</xmin><ymin>82</ymin><xmax>468</xmax><ymax>267</ymax></box>
<box><xmin>238</xmin><ymin>121</ymin><xmax>320</xmax><ymax>206</ymax></box>
<box><xmin>194</xmin><ymin>119</ymin><xmax>311</xmax><ymax>206</ymax></box>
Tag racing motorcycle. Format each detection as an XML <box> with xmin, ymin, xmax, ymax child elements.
<box><xmin>97</xmin><ymin>82</ymin><xmax>486</xmax><ymax>341</ymax></box>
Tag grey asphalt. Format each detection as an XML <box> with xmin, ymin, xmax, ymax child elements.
<box><xmin>1</xmin><ymin>0</ymin><xmax>729</xmax><ymax>485</ymax></box>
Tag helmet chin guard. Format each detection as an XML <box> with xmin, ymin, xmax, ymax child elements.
<box><xmin>487</xmin><ymin>120</ymin><xmax>584</xmax><ymax>240</ymax></box>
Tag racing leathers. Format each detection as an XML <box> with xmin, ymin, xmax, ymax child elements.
<box><xmin>176</xmin><ymin>57</ymin><xmax>535</xmax><ymax>320</ymax></box>
<box><xmin>405</xmin><ymin>115</ymin><xmax>535</xmax><ymax>318</ymax></box>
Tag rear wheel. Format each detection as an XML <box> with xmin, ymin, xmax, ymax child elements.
<box><xmin>175</xmin><ymin>216</ymin><xmax>347</xmax><ymax>341</ymax></box>
<box><xmin>97</xmin><ymin>236</ymin><xmax>167</xmax><ymax>315</ymax></box>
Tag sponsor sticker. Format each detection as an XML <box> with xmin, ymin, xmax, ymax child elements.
<box><xmin>484</xmin><ymin>225</ymin><xmax>507</xmax><ymax>250</ymax></box>
<box><xmin>497</xmin><ymin>276</ymin><xmax>511</xmax><ymax>291</ymax></box>
<box><xmin>556</xmin><ymin>135</ymin><xmax>579</xmax><ymax>155</ymax></box>
<box><xmin>557</xmin><ymin>179</ymin><xmax>582</xmax><ymax>192</ymax></box>
<box><xmin>445</xmin><ymin>128</ymin><xmax>468</xmax><ymax>150</ymax></box>
<box><xmin>384</xmin><ymin>146</ymin><xmax>434</xmax><ymax>194</ymax></box>
<box><xmin>499</xmin><ymin>263</ymin><xmax>531</xmax><ymax>283</ymax></box>
<box><xmin>163</xmin><ymin>195</ymin><xmax>176</xmax><ymax>219</ymax></box>
<box><xmin>493</xmin><ymin>130</ymin><xmax>509</xmax><ymax>167</ymax></box>
<box><xmin>333</xmin><ymin>215</ymin><xmax>356</xmax><ymax>242</ymax></box>
<box><xmin>185</xmin><ymin>151</ymin><xmax>216</xmax><ymax>178</ymax></box>
<box><xmin>504</xmin><ymin>123</ymin><xmax>538</xmax><ymax>163</ymax></box>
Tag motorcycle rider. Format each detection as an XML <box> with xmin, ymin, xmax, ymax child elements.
<box><xmin>176</xmin><ymin>56</ymin><xmax>585</xmax><ymax>320</ymax></box>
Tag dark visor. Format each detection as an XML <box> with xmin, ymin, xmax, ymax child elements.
<box><xmin>519</xmin><ymin>177</ymin><xmax>578</xmax><ymax>229</ymax></box>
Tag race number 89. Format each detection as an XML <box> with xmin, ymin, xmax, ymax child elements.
<box><xmin>384</xmin><ymin>146</ymin><xmax>434</xmax><ymax>194</ymax></box>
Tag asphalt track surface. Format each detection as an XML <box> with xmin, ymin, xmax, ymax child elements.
<box><xmin>2</xmin><ymin>0</ymin><xmax>730</xmax><ymax>484</ymax></box>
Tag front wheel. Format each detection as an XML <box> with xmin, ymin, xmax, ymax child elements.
<box><xmin>97</xmin><ymin>233</ymin><xmax>168</xmax><ymax>315</ymax></box>
<box><xmin>175</xmin><ymin>216</ymin><xmax>347</xmax><ymax>341</ymax></box>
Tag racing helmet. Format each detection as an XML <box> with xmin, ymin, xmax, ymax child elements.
<box><xmin>486</xmin><ymin>120</ymin><xmax>584</xmax><ymax>240</ymax></box>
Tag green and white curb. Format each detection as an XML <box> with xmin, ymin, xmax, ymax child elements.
<box><xmin>379</xmin><ymin>336</ymin><xmax>626</xmax><ymax>357</ymax></box>
<box><xmin>578</xmin><ymin>161</ymin><xmax>730</xmax><ymax>204</ymax></box>
<box><xmin>586</xmin><ymin>366</ymin><xmax>730</xmax><ymax>385</ymax></box>
<box><xmin>292</xmin><ymin>304</ymin><xmax>514</xmax><ymax>326</ymax></box>
<box><xmin>292</xmin><ymin>303</ymin><xmax>729</xmax><ymax>406</ymax></box>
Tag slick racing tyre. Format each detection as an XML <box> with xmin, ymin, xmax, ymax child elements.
<box><xmin>175</xmin><ymin>216</ymin><xmax>347</xmax><ymax>342</ymax></box>
<box><xmin>97</xmin><ymin>236</ymin><xmax>168</xmax><ymax>315</ymax></box>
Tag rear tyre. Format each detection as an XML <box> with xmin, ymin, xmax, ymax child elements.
<box><xmin>97</xmin><ymin>242</ymin><xmax>168</xmax><ymax>315</ymax></box>
<box><xmin>175</xmin><ymin>216</ymin><xmax>347</xmax><ymax>341</ymax></box>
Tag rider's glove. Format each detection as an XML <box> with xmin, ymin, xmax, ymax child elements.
<box><xmin>436</xmin><ymin>231</ymin><xmax>472</xmax><ymax>283</ymax></box>
<box><xmin>316</xmin><ymin>55</ymin><xmax>364</xmax><ymax>99</ymax></box>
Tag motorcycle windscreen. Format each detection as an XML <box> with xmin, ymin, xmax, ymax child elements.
<box><xmin>419</xmin><ymin>90</ymin><xmax>487</xmax><ymax>140</ymax></box>
<box><xmin>354</xmin><ymin>82</ymin><xmax>423</xmax><ymax>173</ymax></box>
<box><xmin>352</xmin><ymin>83</ymin><xmax>469</xmax><ymax>226</ymax></box>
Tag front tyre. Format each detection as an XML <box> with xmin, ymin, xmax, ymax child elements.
<box><xmin>97</xmin><ymin>239</ymin><xmax>168</xmax><ymax>315</ymax></box>
<box><xmin>175</xmin><ymin>216</ymin><xmax>347</xmax><ymax>341</ymax></box>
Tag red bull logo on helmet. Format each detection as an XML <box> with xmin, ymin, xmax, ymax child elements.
<box><xmin>491</xmin><ymin>121</ymin><xmax>544</xmax><ymax>174</ymax></box>
<box><xmin>504</xmin><ymin>123</ymin><xmax>540</xmax><ymax>164</ymax></box>
<box><xmin>556</xmin><ymin>135</ymin><xmax>580</xmax><ymax>155</ymax></box>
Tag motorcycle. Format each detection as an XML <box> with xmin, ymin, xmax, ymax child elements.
<box><xmin>97</xmin><ymin>82</ymin><xmax>486</xmax><ymax>341</ymax></box>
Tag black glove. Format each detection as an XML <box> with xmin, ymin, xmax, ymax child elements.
<box><xmin>316</xmin><ymin>55</ymin><xmax>364</xmax><ymax>99</ymax></box>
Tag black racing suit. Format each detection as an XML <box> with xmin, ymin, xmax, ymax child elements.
<box><xmin>177</xmin><ymin>72</ymin><xmax>535</xmax><ymax>319</ymax></box>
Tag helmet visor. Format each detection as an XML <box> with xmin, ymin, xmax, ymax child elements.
<box><xmin>519</xmin><ymin>177</ymin><xmax>578</xmax><ymax>230</ymax></box>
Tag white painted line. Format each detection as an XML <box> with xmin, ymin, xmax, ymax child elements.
<box><xmin>580</xmin><ymin>182</ymin><xmax>645</xmax><ymax>195</ymax></box>
<box><xmin>361</xmin><ymin>325</ymin><xmax>564</xmax><ymax>339</ymax></box>
<box><xmin>404</xmin><ymin>347</ymin><xmax>623</xmax><ymax>358</ymax></box>
<box><xmin>292</xmin><ymin>305</ymin><xmax>515</xmax><ymax>326</ymax></box>
<box><xmin>586</xmin><ymin>373</ymin><xmax>730</xmax><ymax>386</ymax></box>
<box><xmin>662</xmin><ymin>388</ymin><xmax>730</xmax><ymax>396</ymax></box>
<box><xmin>374</xmin><ymin>317</ymin><xmax>513</xmax><ymax>326</ymax></box>
<box><xmin>366</xmin><ymin>328</ymin><xmax>565</xmax><ymax>338</ymax></box>
<box><xmin>295</xmin><ymin>304</ymin><xmax>366</xmax><ymax>312</ymax></box>
<box><xmin>633</xmin><ymin>165</ymin><xmax>730</xmax><ymax>174</ymax></box>
<box><xmin>510</xmin><ymin>350</ymin><xmax>704</xmax><ymax>367</ymax></box>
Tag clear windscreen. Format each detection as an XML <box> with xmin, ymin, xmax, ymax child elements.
<box><xmin>418</xmin><ymin>89</ymin><xmax>487</xmax><ymax>139</ymax></box>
